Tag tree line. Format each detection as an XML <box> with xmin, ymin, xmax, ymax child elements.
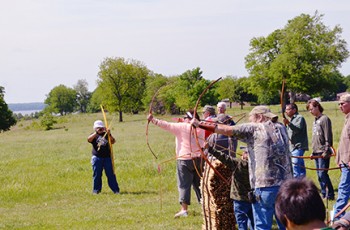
<box><xmin>1</xmin><ymin>12</ymin><xmax>350</xmax><ymax>131</ymax></box>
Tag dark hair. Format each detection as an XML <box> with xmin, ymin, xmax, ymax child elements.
<box><xmin>275</xmin><ymin>178</ymin><xmax>326</xmax><ymax>227</ymax></box>
<box><xmin>306</xmin><ymin>99</ymin><xmax>324</xmax><ymax>113</ymax></box>
<box><xmin>287</xmin><ymin>103</ymin><xmax>298</xmax><ymax>112</ymax></box>
<box><xmin>185</xmin><ymin>109</ymin><xmax>200</xmax><ymax>120</ymax></box>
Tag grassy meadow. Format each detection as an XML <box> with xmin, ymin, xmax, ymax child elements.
<box><xmin>0</xmin><ymin>101</ymin><xmax>345</xmax><ymax>229</ymax></box>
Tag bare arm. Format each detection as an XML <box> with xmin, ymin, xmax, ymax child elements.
<box><xmin>87</xmin><ymin>132</ymin><xmax>97</xmax><ymax>143</ymax></box>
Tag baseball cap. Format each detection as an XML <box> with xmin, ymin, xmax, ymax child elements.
<box><xmin>93</xmin><ymin>120</ymin><xmax>105</xmax><ymax>130</ymax></box>
<box><xmin>249</xmin><ymin>105</ymin><xmax>278</xmax><ymax>119</ymax></box>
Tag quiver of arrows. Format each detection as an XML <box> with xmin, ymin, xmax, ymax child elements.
<box><xmin>201</xmin><ymin>158</ymin><xmax>236</xmax><ymax>230</ymax></box>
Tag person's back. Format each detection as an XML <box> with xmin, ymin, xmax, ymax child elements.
<box><xmin>213</xmin><ymin>114</ymin><xmax>237</xmax><ymax>157</ymax></box>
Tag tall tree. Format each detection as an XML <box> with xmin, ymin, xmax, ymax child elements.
<box><xmin>245</xmin><ymin>12</ymin><xmax>349</xmax><ymax>104</ymax></box>
<box><xmin>143</xmin><ymin>74</ymin><xmax>169</xmax><ymax>115</ymax></box>
<box><xmin>173</xmin><ymin>67</ymin><xmax>218</xmax><ymax>111</ymax></box>
<box><xmin>343</xmin><ymin>75</ymin><xmax>350</xmax><ymax>92</ymax></box>
<box><xmin>0</xmin><ymin>86</ymin><xmax>16</xmax><ymax>132</ymax></box>
<box><xmin>45</xmin><ymin>84</ymin><xmax>77</xmax><ymax>116</ymax></box>
<box><xmin>217</xmin><ymin>76</ymin><xmax>257</xmax><ymax>109</ymax></box>
<box><xmin>97</xmin><ymin>57</ymin><xmax>149</xmax><ymax>122</ymax></box>
<box><xmin>74</xmin><ymin>79</ymin><xmax>91</xmax><ymax>113</ymax></box>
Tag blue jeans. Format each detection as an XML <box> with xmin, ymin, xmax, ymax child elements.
<box><xmin>252</xmin><ymin>186</ymin><xmax>285</xmax><ymax>230</ymax></box>
<box><xmin>233</xmin><ymin>200</ymin><xmax>254</xmax><ymax>230</ymax></box>
<box><xmin>334</xmin><ymin>167</ymin><xmax>350</xmax><ymax>219</ymax></box>
<box><xmin>314</xmin><ymin>155</ymin><xmax>334</xmax><ymax>198</ymax></box>
<box><xmin>91</xmin><ymin>156</ymin><xmax>119</xmax><ymax>193</ymax></box>
<box><xmin>291</xmin><ymin>149</ymin><xmax>306</xmax><ymax>178</ymax></box>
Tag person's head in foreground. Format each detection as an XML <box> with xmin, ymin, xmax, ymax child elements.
<box><xmin>275</xmin><ymin>177</ymin><xmax>327</xmax><ymax>230</ymax></box>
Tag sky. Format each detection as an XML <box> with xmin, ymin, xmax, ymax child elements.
<box><xmin>1</xmin><ymin>0</ymin><xmax>350</xmax><ymax>103</ymax></box>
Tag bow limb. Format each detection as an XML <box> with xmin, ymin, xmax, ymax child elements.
<box><xmin>146</xmin><ymin>87</ymin><xmax>165</xmax><ymax>160</ymax></box>
<box><xmin>328</xmin><ymin>201</ymin><xmax>350</xmax><ymax>224</ymax></box>
<box><xmin>291</xmin><ymin>154</ymin><xmax>336</xmax><ymax>160</ymax></box>
<box><xmin>280</xmin><ymin>78</ymin><xmax>287</xmax><ymax>119</ymax></box>
<box><xmin>100</xmin><ymin>105</ymin><xmax>116</xmax><ymax>175</ymax></box>
<box><xmin>292</xmin><ymin>162</ymin><xmax>344</xmax><ymax>171</ymax></box>
<box><xmin>192</xmin><ymin>77</ymin><xmax>229</xmax><ymax>184</ymax></box>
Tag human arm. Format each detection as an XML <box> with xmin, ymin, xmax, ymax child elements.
<box><xmin>286</xmin><ymin>115</ymin><xmax>306</xmax><ymax>132</ymax></box>
<box><xmin>87</xmin><ymin>132</ymin><xmax>98</xmax><ymax>143</ymax></box>
<box><xmin>322</xmin><ymin>116</ymin><xmax>333</xmax><ymax>158</ymax></box>
<box><xmin>282</xmin><ymin>118</ymin><xmax>290</xmax><ymax>126</ymax></box>
<box><xmin>191</xmin><ymin>119</ymin><xmax>233</xmax><ymax>136</ymax></box>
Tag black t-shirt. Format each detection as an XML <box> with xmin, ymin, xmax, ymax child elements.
<box><xmin>90</xmin><ymin>132</ymin><xmax>111</xmax><ymax>158</ymax></box>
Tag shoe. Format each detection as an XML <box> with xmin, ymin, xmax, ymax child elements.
<box><xmin>114</xmin><ymin>191</ymin><xmax>120</xmax><ymax>194</ymax></box>
<box><xmin>174</xmin><ymin>210</ymin><xmax>188</xmax><ymax>218</ymax></box>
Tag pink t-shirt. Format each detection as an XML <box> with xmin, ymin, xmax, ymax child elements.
<box><xmin>155</xmin><ymin>119</ymin><xmax>205</xmax><ymax>160</ymax></box>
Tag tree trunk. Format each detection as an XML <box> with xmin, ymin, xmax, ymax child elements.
<box><xmin>119</xmin><ymin>110</ymin><xmax>123</xmax><ymax>122</ymax></box>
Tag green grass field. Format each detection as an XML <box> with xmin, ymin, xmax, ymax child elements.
<box><xmin>0</xmin><ymin>102</ymin><xmax>345</xmax><ymax>229</ymax></box>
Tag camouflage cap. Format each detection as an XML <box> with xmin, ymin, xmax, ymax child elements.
<box><xmin>249</xmin><ymin>105</ymin><xmax>278</xmax><ymax>119</ymax></box>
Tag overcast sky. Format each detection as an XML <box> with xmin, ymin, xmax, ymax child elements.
<box><xmin>1</xmin><ymin>0</ymin><xmax>350</xmax><ymax>103</ymax></box>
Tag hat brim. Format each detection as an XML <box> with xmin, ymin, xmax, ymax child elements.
<box><xmin>264</xmin><ymin>112</ymin><xmax>278</xmax><ymax>119</ymax></box>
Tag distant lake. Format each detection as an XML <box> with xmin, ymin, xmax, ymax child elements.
<box><xmin>9</xmin><ymin>102</ymin><xmax>46</xmax><ymax>115</ymax></box>
<box><xmin>13</xmin><ymin>110</ymin><xmax>42</xmax><ymax>115</ymax></box>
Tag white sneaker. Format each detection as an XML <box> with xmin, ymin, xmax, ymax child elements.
<box><xmin>174</xmin><ymin>210</ymin><xmax>188</xmax><ymax>218</ymax></box>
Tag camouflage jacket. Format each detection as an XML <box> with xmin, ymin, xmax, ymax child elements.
<box><xmin>231</xmin><ymin>120</ymin><xmax>293</xmax><ymax>189</ymax></box>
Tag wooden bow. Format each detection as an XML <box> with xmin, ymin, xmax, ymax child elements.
<box><xmin>280</xmin><ymin>78</ymin><xmax>287</xmax><ymax>119</ymax></box>
<box><xmin>192</xmin><ymin>77</ymin><xmax>229</xmax><ymax>184</ymax></box>
<box><xmin>146</xmin><ymin>86</ymin><xmax>166</xmax><ymax>160</ymax></box>
<box><xmin>100</xmin><ymin>105</ymin><xmax>116</xmax><ymax>175</ymax></box>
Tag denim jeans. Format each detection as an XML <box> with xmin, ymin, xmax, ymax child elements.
<box><xmin>91</xmin><ymin>156</ymin><xmax>120</xmax><ymax>193</ymax></box>
<box><xmin>291</xmin><ymin>149</ymin><xmax>306</xmax><ymax>178</ymax></box>
<box><xmin>334</xmin><ymin>167</ymin><xmax>350</xmax><ymax>219</ymax></box>
<box><xmin>252</xmin><ymin>186</ymin><xmax>285</xmax><ymax>230</ymax></box>
<box><xmin>314</xmin><ymin>156</ymin><xmax>334</xmax><ymax>198</ymax></box>
<box><xmin>233</xmin><ymin>200</ymin><xmax>254</xmax><ymax>230</ymax></box>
